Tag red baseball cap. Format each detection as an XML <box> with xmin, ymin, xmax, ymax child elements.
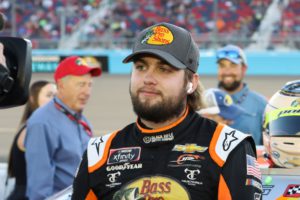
<box><xmin>54</xmin><ymin>56</ymin><xmax>102</xmax><ymax>82</ymax></box>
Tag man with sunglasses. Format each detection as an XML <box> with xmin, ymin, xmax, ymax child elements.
<box><xmin>216</xmin><ymin>44</ymin><xmax>267</xmax><ymax>145</ymax></box>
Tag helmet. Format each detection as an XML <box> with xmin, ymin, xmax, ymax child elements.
<box><xmin>263</xmin><ymin>80</ymin><xmax>300</xmax><ymax>168</ymax></box>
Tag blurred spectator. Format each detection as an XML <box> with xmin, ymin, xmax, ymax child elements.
<box><xmin>216</xmin><ymin>44</ymin><xmax>267</xmax><ymax>145</ymax></box>
<box><xmin>6</xmin><ymin>80</ymin><xmax>57</xmax><ymax>200</ymax></box>
<box><xmin>24</xmin><ymin>56</ymin><xmax>101</xmax><ymax>199</ymax></box>
<box><xmin>272</xmin><ymin>0</ymin><xmax>300</xmax><ymax>49</ymax></box>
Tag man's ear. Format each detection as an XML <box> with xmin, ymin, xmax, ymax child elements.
<box><xmin>56</xmin><ymin>79</ymin><xmax>64</xmax><ymax>90</ymax></box>
<box><xmin>191</xmin><ymin>73</ymin><xmax>199</xmax><ymax>92</ymax></box>
<box><xmin>29</xmin><ymin>95</ymin><xmax>34</xmax><ymax>104</ymax></box>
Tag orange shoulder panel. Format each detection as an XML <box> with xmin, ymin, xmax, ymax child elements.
<box><xmin>209</xmin><ymin>123</ymin><xmax>225</xmax><ymax>167</ymax></box>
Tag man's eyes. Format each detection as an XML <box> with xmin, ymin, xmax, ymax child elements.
<box><xmin>134</xmin><ymin>63</ymin><xmax>173</xmax><ymax>73</ymax></box>
<box><xmin>77</xmin><ymin>82</ymin><xmax>92</xmax><ymax>87</ymax></box>
<box><xmin>158</xmin><ymin>66</ymin><xmax>173</xmax><ymax>73</ymax></box>
<box><xmin>135</xmin><ymin>64</ymin><xmax>146</xmax><ymax>71</ymax></box>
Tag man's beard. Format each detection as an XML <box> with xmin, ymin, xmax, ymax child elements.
<box><xmin>130</xmin><ymin>88</ymin><xmax>186</xmax><ymax>123</ymax></box>
<box><xmin>218</xmin><ymin>80</ymin><xmax>242</xmax><ymax>92</ymax></box>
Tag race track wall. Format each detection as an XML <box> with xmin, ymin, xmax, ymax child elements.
<box><xmin>32</xmin><ymin>49</ymin><xmax>300</xmax><ymax>75</ymax></box>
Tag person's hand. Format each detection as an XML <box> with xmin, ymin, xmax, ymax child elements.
<box><xmin>0</xmin><ymin>43</ymin><xmax>7</xmax><ymax>68</ymax></box>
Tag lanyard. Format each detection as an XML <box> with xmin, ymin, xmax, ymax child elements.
<box><xmin>54</xmin><ymin>99</ymin><xmax>92</xmax><ymax>137</ymax></box>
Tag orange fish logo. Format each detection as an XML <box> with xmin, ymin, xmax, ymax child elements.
<box><xmin>141</xmin><ymin>25</ymin><xmax>174</xmax><ymax>45</ymax></box>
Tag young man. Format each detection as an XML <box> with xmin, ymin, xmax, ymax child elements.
<box><xmin>25</xmin><ymin>56</ymin><xmax>101</xmax><ymax>199</ymax></box>
<box><xmin>72</xmin><ymin>23</ymin><xmax>262</xmax><ymax>199</ymax></box>
<box><xmin>216</xmin><ymin>44</ymin><xmax>267</xmax><ymax>145</ymax></box>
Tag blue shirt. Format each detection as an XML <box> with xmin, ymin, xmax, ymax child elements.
<box><xmin>25</xmin><ymin>97</ymin><xmax>92</xmax><ymax>200</ymax></box>
<box><xmin>229</xmin><ymin>83</ymin><xmax>267</xmax><ymax>145</ymax></box>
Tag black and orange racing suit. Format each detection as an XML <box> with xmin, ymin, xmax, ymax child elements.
<box><xmin>72</xmin><ymin>109</ymin><xmax>262</xmax><ymax>200</ymax></box>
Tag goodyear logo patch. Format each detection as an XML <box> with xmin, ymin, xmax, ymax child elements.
<box><xmin>141</xmin><ymin>25</ymin><xmax>174</xmax><ymax>45</ymax></box>
<box><xmin>113</xmin><ymin>176</ymin><xmax>190</xmax><ymax>200</ymax></box>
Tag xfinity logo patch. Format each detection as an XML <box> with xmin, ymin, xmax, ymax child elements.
<box><xmin>143</xmin><ymin>132</ymin><xmax>174</xmax><ymax>144</ymax></box>
<box><xmin>108</xmin><ymin>147</ymin><xmax>141</xmax><ymax>164</ymax></box>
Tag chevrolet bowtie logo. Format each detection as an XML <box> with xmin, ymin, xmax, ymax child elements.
<box><xmin>172</xmin><ymin>144</ymin><xmax>208</xmax><ymax>153</ymax></box>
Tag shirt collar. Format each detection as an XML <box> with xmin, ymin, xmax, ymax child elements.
<box><xmin>231</xmin><ymin>83</ymin><xmax>249</xmax><ymax>104</ymax></box>
<box><xmin>54</xmin><ymin>96</ymin><xmax>79</xmax><ymax>117</ymax></box>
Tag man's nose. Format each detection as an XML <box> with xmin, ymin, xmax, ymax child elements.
<box><xmin>143</xmin><ymin>70</ymin><xmax>157</xmax><ymax>85</ymax></box>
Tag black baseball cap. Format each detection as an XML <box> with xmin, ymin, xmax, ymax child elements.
<box><xmin>122</xmin><ymin>22</ymin><xmax>200</xmax><ymax>73</ymax></box>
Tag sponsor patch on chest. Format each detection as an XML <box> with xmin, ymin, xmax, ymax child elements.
<box><xmin>108</xmin><ymin>147</ymin><xmax>141</xmax><ymax>164</ymax></box>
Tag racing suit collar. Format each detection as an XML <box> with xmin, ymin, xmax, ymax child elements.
<box><xmin>134</xmin><ymin>107</ymin><xmax>197</xmax><ymax>146</ymax></box>
<box><xmin>136</xmin><ymin>107</ymin><xmax>189</xmax><ymax>133</ymax></box>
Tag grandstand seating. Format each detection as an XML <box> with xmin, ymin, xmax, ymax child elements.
<box><xmin>270</xmin><ymin>0</ymin><xmax>300</xmax><ymax>49</ymax></box>
<box><xmin>2</xmin><ymin>0</ymin><xmax>299</xmax><ymax>50</ymax></box>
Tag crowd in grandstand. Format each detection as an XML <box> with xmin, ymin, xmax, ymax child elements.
<box><xmin>1</xmin><ymin>0</ymin><xmax>299</xmax><ymax>49</ymax></box>
<box><xmin>271</xmin><ymin>0</ymin><xmax>300</xmax><ymax>49</ymax></box>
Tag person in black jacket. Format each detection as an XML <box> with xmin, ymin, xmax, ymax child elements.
<box><xmin>6</xmin><ymin>80</ymin><xmax>56</xmax><ymax>200</ymax></box>
<box><xmin>72</xmin><ymin>22</ymin><xmax>262</xmax><ymax>200</ymax></box>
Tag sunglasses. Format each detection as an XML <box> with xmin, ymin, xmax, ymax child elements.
<box><xmin>216</xmin><ymin>50</ymin><xmax>241</xmax><ymax>61</ymax></box>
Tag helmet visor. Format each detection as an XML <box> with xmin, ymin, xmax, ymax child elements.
<box><xmin>264</xmin><ymin>107</ymin><xmax>300</xmax><ymax>136</ymax></box>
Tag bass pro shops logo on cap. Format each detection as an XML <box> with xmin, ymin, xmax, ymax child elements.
<box><xmin>122</xmin><ymin>22</ymin><xmax>200</xmax><ymax>73</ymax></box>
<box><xmin>141</xmin><ymin>25</ymin><xmax>174</xmax><ymax>45</ymax></box>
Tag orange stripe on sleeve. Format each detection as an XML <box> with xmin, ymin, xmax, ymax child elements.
<box><xmin>88</xmin><ymin>131</ymin><xmax>118</xmax><ymax>173</ymax></box>
<box><xmin>85</xmin><ymin>189</ymin><xmax>98</xmax><ymax>200</ymax></box>
<box><xmin>218</xmin><ymin>175</ymin><xmax>232</xmax><ymax>200</ymax></box>
<box><xmin>209</xmin><ymin>123</ymin><xmax>225</xmax><ymax>167</ymax></box>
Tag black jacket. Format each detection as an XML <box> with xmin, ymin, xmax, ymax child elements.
<box><xmin>72</xmin><ymin>109</ymin><xmax>262</xmax><ymax>200</ymax></box>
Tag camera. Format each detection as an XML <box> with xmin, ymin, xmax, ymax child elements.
<box><xmin>0</xmin><ymin>37</ymin><xmax>32</xmax><ymax>108</ymax></box>
<box><xmin>0</xmin><ymin>13</ymin><xmax>32</xmax><ymax>108</ymax></box>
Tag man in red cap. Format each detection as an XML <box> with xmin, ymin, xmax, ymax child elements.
<box><xmin>25</xmin><ymin>56</ymin><xmax>101</xmax><ymax>200</ymax></box>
